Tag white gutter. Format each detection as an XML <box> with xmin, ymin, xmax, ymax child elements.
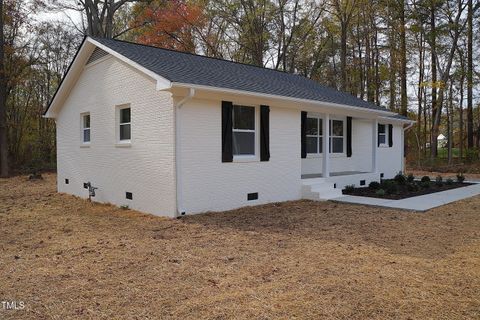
<box><xmin>174</xmin><ymin>88</ymin><xmax>195</xmax><ymax>217</ymax></box>
<box><xmin>171</xmin><ymin>82</ymin><xmax>397</xmax><ymax>117</ymax></box>
<box><xmin>403</xmin><ymin>121</ymin><xmax>415</xmax><ymax>131</ymax></box>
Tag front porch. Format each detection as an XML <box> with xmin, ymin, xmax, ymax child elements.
<box><xmin>301</xmin><ymin>113</ymin><xmax>384</xmax><ymax>179</ymax></box>
<box><xmin>301</xmin><ymin>171</ymin><xmax>382</xmax><ymax>201</ymax></box>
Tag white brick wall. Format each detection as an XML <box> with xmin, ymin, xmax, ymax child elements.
<box><xmin>56</xmin><ymin>56</ymin><xmax>176</xmax><ymax>217</ymax></box>
<box><xmin>55</xmin><ymin>51</ymin><xmax>404</xmax><ymax>218</ymax></box>
<box><xmin>378</xmin><ymin>124</ymin><xmax>404</xmax><ymax>179</ymax></box>
<box><xmin>178</xmin><ymin>98</ymin><xmax>302</xmax><ymax>214</ymax></box>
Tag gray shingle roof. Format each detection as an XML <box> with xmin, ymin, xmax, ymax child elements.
<box><xmin>93</xmin><ymin>37</ymin><xmax>391</xmax><ymax>113</ymax></box>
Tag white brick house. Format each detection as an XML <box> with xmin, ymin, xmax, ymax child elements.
<box><xmin>44</xmin><ymin>37</ymin><xmax>414</xmax><ymax>218</ymax></box>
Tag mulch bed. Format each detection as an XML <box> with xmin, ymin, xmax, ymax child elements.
<box><xmin>343</xmin><ymin>180</ymin><xmax>472</xmax><ymax>200</ymax></box>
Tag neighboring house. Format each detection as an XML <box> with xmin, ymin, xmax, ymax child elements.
<box><xmin>437</xmin><ymin>134</ymin><xmax>447</xmax><ymax>149</ymax></box>
<box><xmin>44</xmin><ymin>37</ymin><xmax>414</xmax><ymax>218</ymax></box>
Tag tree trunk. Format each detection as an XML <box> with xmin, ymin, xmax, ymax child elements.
<box><xmin>340</xmin><ymin>22</ymin><xmax>348</xmax><ymax>92</ymax></box>
<box><xmin>0</xmin><ymin>0</ymin><xmax>8</xmax><ymax>177</ymax></box>
<box><xmin>399</xmin><ymin>0</ymin><xmax>407</xmax><ymax>117</ymax></box>
<box><xmin>447</xmin><ymin>82</ymin><xmax>453</xmax><ymax>164</ymax></box>
<box><xmin>459</xmin><ymin>72</ymin><xmax>464</xmax><ymax>160</ymax></box>
<box><xmin>416</xmin><ymin>32</ymin><xmax>424</xmax><ymax>156</ymax></box>
<box><xmin>467</xmin><ymin>0</ymin><xmax>473</xmax><ymax>149</ymax></box>
<box><xmin>430</xmin><ymin>2</ymin><xmax>438</xmax><ymax>158</ymax></box>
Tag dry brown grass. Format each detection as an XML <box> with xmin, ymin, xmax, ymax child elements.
<box><xmin>1</xmin><ymin>173</ymin><xmax>480</xmax><ymax>319</ymax></box>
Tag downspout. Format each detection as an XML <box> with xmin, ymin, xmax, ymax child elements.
<box><xmin>174</xmin><ymin>88</ymin><xmax>195</xmax><ymax>217</ymax></box>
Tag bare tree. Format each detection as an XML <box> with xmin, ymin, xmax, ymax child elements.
<box><xmin>49</xmin><ymin>0</ymin><xmax>135</xmax><ymax>38</ymax></box>
<box><xmin>0</xmin><ymin>0</ymin><xmax>8</xmax><ymax>177</ymax></box>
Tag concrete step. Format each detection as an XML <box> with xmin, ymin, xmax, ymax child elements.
<box><xmin>302</xmin><ymin>181</ymin><xmax>343</xmax><ymax>201</ymax></box>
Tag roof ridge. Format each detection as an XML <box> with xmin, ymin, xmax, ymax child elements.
<box><xmin>92</xmin><ymin>37</ymin><xmax>310</xmax><ymax>78</ymax></box>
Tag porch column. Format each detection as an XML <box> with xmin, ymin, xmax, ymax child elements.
<box><xmin>372</xmin><ymin>118</ymin><xmax>378</xmax><ymax>173</ymax></box>
<box><xmin>323</xmin><ymin>114</ymin><xmax>330</xmax><ymax>178</ymax></box>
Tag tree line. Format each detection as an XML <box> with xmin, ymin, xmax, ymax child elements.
<box><xmin>0</xmin><ymin>0</ymin><xmax>479</xmax><ymax>177</ymax></box>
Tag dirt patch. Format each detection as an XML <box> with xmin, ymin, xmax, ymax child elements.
<box><xmin>1</xmin><ymin>173</ymin><xmax>480</xmax><ymax>319</ymax></box>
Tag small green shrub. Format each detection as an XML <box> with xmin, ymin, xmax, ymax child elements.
<box><xmin>456</xmin><ymin>172</ymin><xmax>465</xmax><ymax>183</ymax></box>
<box><xmin>344</xmin><ymin>184</ymin><xmax>355</xmax><ymax>193</ymax></box>
<box><xmin>394</xmin><ymin>172</ymin><xmax>407</xmax><ymax>185</ymax></box>
<box><xmin>407</xmin><ymin>183</ymin><xmax>419</xmax><ymax>192</ymax></box>
<box><xmin>406</xmin><ymin>173</ymin><xmax>415</xmax><ymax>183</ymax></box>
<box><xmin>435</xmin><ymin>176</ymin><xmax>443</xmax><ymax>187</ymax></box>
<box><xmin>375</xmin><ymin>189</ymin><xmax>386</xmax><ymax>197</ymax></box>
<box><xmin>421</xmin><ymin>181</ymin><xmax>431</xmax><ymax>189</ymax></box>
<box><xmin>369</xmin><ymin>181</ymin><xmax>381</xmax><ymax>189</ymax></box>
<box><xmin>386</xmin><ymin>183</ymin><xmax>398</xmax><ymax>194</ymax></box>
<box><xmin>421</xmin><ymin>176</ymin><xmax>431</xmax><ymax>183</ymax></box>
<box><xmin>120</xmin><ymin>205</ymin><xmax>129</xmax><ymax>210</ymax></box>
<box><xmin>446</xmin><ymin>178</ymin><xmax>454</xmax><ymax>185</ymax></box>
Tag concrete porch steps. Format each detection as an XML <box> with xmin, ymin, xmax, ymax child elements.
<box><xmin>302</xmin><ymin>179</ymin><xmax>343</xmax><ymax>201</ymax></box>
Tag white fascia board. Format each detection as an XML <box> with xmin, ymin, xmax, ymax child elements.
<box><xmin>44</xmin><ymin>38</ymin><xmax>172</xmax><ymax>119</ymax></box>
<box><xmin>87</xmin><ymin>38</ymin><xmax>172</xmax><ymax>91</ymax></box>
<box><xmin>378</xmin><ymin>115</ymin><xmax>415</xmax><ymax>124</ymax></box>
<box><xmin>44</xmin><ymin>40</ymin><xmax>93</xmax><ymax>118</ymax></box>
<box><xmin>171</xmin><ymin>82</ymin><xmax>397</xmax><ymax>117</ymax></box>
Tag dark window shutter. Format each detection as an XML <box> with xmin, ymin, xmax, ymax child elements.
<box><xmin>346</xmin><ymin>116</ymin><xmax>352</xmax><ymax>157</ymax></box>
<box><xmin>301</xmin><ymin>111</ymin><xmax>307</xmax><ymax>158</ymax></box>
<box><xmin>388</xmin><ymin>124</ymin><xmax>393</xmax><ymax>147</ymax></box>
<box><xmin>260</xmin><ymin>105</ymin><xmax>270</xmax><ymax>161</ymax></box>
<box><xmin>221</xmin><ymin>101</ymin><xmax>233</xmax><ymax>162</ymax></box>
<box><xmin>377</xmin><ymin>124</ymin><xmax>381</xmax><ymax>147</ymax></box>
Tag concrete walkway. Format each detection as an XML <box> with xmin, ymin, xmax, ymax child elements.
<box><xmin>333</xmin><ymin>181</ymin><xmax>480</xmax><ymax>211</ymax></box>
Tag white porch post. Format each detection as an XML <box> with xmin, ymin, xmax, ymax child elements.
<box><xmin>372</xmin><ymin>118</ymin><xmax>378</xmax><ymax>173</ymax></box>
<box><xmin>323</xmin><ymin>114</ymin><xmax>330</xmax><ymax>178</ymax></box>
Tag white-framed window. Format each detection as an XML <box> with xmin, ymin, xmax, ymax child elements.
<box><xmin>306</xmin><ymin>116</ymin><xmax>345</xmax><ymax>154</ymax></box>
<box><xmin>330</xmin><ymin>119</ymin><xmax>344</xmax><ymax>153</ymax></box>
<box><xmin>232</xmin><ymin>105</ymin><xmax>256</xmax><ymax>157</ymax></box>
<box><xmin>81</xmin><ymin>113</ymin><xmax>90</xmax><ymax>143</ymax></box>
<box><xmin>378</xmin><ymin>124</ymin><xmax>388</xmax><ymax>146</ymax></box>
<box><xmin>118</xmin><ymin>105</ymin><xmax>131</xmax><ymax>142</ymax></box>
<box><xmin>306</xmin><ymin>116</ymin><xmax>322</xmax><ymax>154</ymax></box>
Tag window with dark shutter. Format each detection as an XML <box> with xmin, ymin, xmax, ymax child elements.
<box><xmin>301</xmin><ymin>111</ymin><xmax>307</xmax><ymax>158</ymax></box>
<box><xmin>346</xmin><ymin>117</ymin><xmax>352</xmax><ymax>157</ymax></box>
<box><xmin>232</xmin><ymin>105</ymin><xmax>255</xmax><ymax>156</ymax></box>
<box><xmin>378</xmin><ymin>124</ymin><xmax>386</xmax><ymax>147</ymax></box>
<box><xmin>221</xmin><ymin>101</ymin><xmax>233</xmax><ymax>162</ymax></box>
<box><xmin>260</xmin><ymin>105</ymin><xmax>270</xmax><ymax>161</ymax></box>
<box><xmin>388</xmin><ymin>124</ymin><xmax>393</xmax><ymax>147</ymax></box>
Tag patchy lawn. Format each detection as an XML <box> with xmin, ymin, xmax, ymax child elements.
<box><xmin>1</xmin><ymin>174</ymin><xmax>480</xmax><ymax>319</ymax></box>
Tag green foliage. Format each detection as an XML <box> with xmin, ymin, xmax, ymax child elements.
<box><xmin>466</xmin><ymin>148</ymin><xmax>479</xmax><ymax>161</ymax></box>
<box><xmin>421</xmin><ymin>176</ymin><xmax>431</xmax><ymax>183</ymax></box>
<box><xmin>375</xmin><ymin>189</ymin><xmax>386</xmax><ymax>197</ymax></box>
<box><xmin>446</xmin><ymin>178</ymin><xmax>454</xmax><ymax>185</ymax></box>
<box><xmin>394</xmin><ymin>172</ymin><xmax>407</xmax><ymax>185</ymax></box>
<box><xmin>407</xmin><ymin>174</ymin><xmax>415</xmax><ymax>183</ymax></box>
<box><xmin>385</xmin><ymin>183</ymin><xmax>398</xmax><ymax>195</ymax></box>
<box><xmin>344</xmin><ymin>185</ymin><xmax>355</xmax><ymax>193</ymax></box>
<box><xmin>421</xmin><ymin>181</ymin><xmax>431</xmax><ymax>189</ymax></box>
<box><xmin>407</xmin><ymin>183</ymin><xmax>419</xmax><ymax>192</ymax></box>
<box><xmin>456</xmin><ymin>172</ymin><xmax>465</xmax><ymax>183</ymax></box>
<box><xmin>381</xmin><ymin>180</ymin><xmax>394</xmax><ymax>189</ymax></box>
<box><xmin>435</xmin><ymin>176</ymin><xmax>443</xmax><ymax>187</ymax></box>
<box><xmin>369</xmin><ymin>181</ymin><xmax>381</xmax><ymax>189</ymax></box>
